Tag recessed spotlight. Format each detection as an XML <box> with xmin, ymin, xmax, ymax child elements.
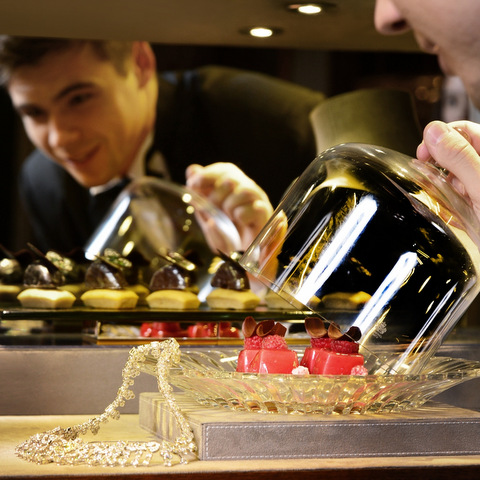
<box><xmin>240</xmin><ymin>27</ymin><xmax>283</xmax><ymax>38</ymax></box>
<box><xmin>286</xmin><ymin>2</ymin><xmax>334</xmax><ymax>15</ymax></box>
<box><xmin>250</xmin><ymin>27</ymin><xmax>274</xmax><ymax>38</ymax></box>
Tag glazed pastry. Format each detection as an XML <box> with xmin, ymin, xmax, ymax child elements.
<box><xmin>236</xmin><ymin>316</ymin><xmax>299</xmax><ymax>374</ymax></box>
<box><xmin>300</xmin><ymin>316</ymin><xmax>366</xmax><ymax>375</ymax></box>
<box><xmin>206</xmin><ymin>254</ymin><xmax>260</xmax><ymax>310</ymax></box>
<box><xmin>146</xmin><ymin>263</ymin><xmax>200</xmax><ymax>309</ymax></box>
<box><xmin>80</xmin><ymin>249</ymin><xmax>138</xmax><ymax>309</ymax></box>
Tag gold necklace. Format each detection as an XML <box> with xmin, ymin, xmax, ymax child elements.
<box><xmin>15</xmin><ymin>339</ymin><xmax>197</xmax><ymax>467</ymax></box>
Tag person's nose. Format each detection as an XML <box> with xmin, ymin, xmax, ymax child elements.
<box><xmin>374</xmin><ymin>0</ymin><xmax>410</xmax><ymax>35</ymax></box>
<box><xmin>47</xmin><ymin>115</ymin><xmax>80</xmax><ymax>150</ymax></box>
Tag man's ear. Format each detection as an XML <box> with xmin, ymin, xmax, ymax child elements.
<box><xmin>132</xmin><ymin>41</ymin><xmax>156</xmax><ymax>87</ymax></box>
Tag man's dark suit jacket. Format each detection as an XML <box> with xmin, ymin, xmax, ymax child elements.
<box><xmin>20</xmin><ymin>65</ymin><xmax>325</xmax><ymax>252</ymax></box>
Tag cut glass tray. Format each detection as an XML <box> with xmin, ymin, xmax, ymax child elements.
<box><xmin>141</xmin><ymin>347</ymin><xmax>480</xmax><ymax>415</ymax></box>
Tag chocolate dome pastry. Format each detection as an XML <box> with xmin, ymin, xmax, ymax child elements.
<box><xmin>206</xmin><ymin>252</ymin><xmax>260</xmax><ymax>310</ymax></box>
<box><xmin>80</xmin><ymin>249</ymin><xmax>139</xmax><ymax>309</ymax></box>
<box><xmin>0</xmin><ymin>244</ymin><xmax>25</xmax><ymax>302</ymax></box>
<box><xmin>17</xmin><ymin>244</ymin><xmax>76</xmax><ymax>309</ymax></box>
<box><xmin>44</xmin><ymin>248</ymin><xmax>90</xmax><ymax>301</ymax></box>
<box><xmin>146</xmin><ymin>254</ymin><xmax>200</xmax><ymax>310</ymax></box>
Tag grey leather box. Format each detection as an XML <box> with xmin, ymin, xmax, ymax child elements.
<box><xmin>139</xmin><ymin>392</ymin><xmax>480</xmax><ymax>460</ymax></box>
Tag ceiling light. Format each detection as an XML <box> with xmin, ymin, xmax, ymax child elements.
<box><xmin>240</xmin><ymin>27</ymin><xmax>283</xmax><ymax>38</ymax></box>
<box><xmin>249</xmin><ymin>27</ymin><xmax>274</xmax><ymax>38</ymax></box>
<box><xmin>286</xmin><ymin>3</ymin><xmax>334</xmax><ymax>15</ymax></box>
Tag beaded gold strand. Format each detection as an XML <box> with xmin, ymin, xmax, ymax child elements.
<box><xmin>15</xmin><ymin>339</ymin><xmax>197</xmax><ymax>467</ymax></box>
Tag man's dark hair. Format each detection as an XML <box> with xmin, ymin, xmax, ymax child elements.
<box><xmin>0</xmin><ymin>36</ymin><xmax>134</xmax><ymax>85</ymax></box>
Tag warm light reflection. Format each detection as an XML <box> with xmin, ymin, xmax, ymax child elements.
<box><xmin>290</xmin><ymin>195</ymin><xmax>378</xmax><ymax>305</ymax></box>
<box><xmin>118</xmin><ymin>215</ymin><xmax>132</xmax><ymax>237</ymax></box>
<box><xmin>287</xmin><ymin>3</ymin><xmax>324</xmax><ymax>15</ymax></box>
<box><xmin>122</xmin><ymin>241</ymin><xmax>135</xmax><ymax>257</ymax></box>
<box><xmin>249</xmin><ymin>27</ymin><xmax>274</xmax><ymax>38</ymax></box>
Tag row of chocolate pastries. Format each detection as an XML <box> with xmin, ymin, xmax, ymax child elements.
<box><xmin>0</xmin><ymin>244</ymin><xmax>268</xmax><ymax>310</ymax></box>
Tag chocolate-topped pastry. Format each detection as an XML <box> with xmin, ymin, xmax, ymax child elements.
<box><xmin>300</xmin><ymin>316</ymin><xmax>367</xmax><ymax>375</ymax></box>
<box><xmin>210</xmin><ymin>258</ymin><xmax>249</xmax><ymax>290</ymax></box>
<box><xmin>0</xmin><ymin>245</ymin><xmax>27</xmax><ymax>302</ymax></box>
<box><xmin>16</xmin><ymin>244</ymin><xmax>76</xmax><ymax>309</ymax></box>
<box><xmin>46</xmin><ymin>249</ymin><xmax>87</xmax><ymax>284</ymax></box>
<box><xmin>206</xmin><ymin>253</ymin><xmax>260</xmax><ymax>310</ymax></box>
<box><xmin>44</xmin><ymin>248</ymin><xmax>91</xmax><ymax>301</ymax></box>
<box><xmin>23</xmin><ymin>260</ymin><xmax>65</xmax><ymax>288</ymax></box>
<box><xmin>80</xmin><ymin>249</ymin><xmax>139</xmax><ymax>309</ymax></box>
<box><xmin>236</xmin><ymin>316</ymin><xmax>299</xmax><ymax>373</ymax></box>
<box><xmin>84</xmin><ymin>259</ymin><xmax>128</xmax><ymax>290</ymax></box>
<box><xmin>146</xmin><ymin>257</ymin><xmax>200</xmax><ymax>310</ymax></box>
<box><xmin>149</xmin><ymin>264</ymin><xmax>193</xmax><ymax>291</ymax></box>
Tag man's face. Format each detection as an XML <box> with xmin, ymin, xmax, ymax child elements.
<box><xmin>374</xmin><ymin>0</ymin><xmax>480</xmax><ymax>108</ymax></box>
<box><xmin>8</xmin><ymin>43</ymin><xmax>152</xmax><ymax>187</ymax></box>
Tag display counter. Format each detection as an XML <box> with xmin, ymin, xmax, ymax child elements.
<box><xmin>2</xmin><ymin>414</ymin><xmax>480</xmax><ymax>480</ymax></box>
<box><xmin>2</xmin><ymin>309</ymin><xmax>480</xmax><ymax>479</ymax></box>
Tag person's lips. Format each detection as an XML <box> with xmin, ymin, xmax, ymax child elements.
<box><xmin>63</xmin><ymin>145</ymin><xmax>100</xmax><ymax>165</ymax></box>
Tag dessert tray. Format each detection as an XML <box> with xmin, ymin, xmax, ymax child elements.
<box><xmin>141</xmin><ymin>347</ymin><xmax>480</xmax><ymax>415</ymax></box>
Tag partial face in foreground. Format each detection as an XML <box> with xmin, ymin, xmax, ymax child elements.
<box><xmin>7</xmin><ymin>41</ymin><xmax>156</xmax><ymax>187</ymax></box>
<box><xmin>374</xmin><ymin>0</ymin><xmax>480</xmax><ymax>108</ymax></box>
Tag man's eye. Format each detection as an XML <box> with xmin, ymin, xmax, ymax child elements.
<box><xmin>69</xmin><ymin>92</ymin><xmax>93</xmax><ymax>106</ymax></box>
<box><xmin>21</xmin><ymin>107</ymin><xmax>46</xmax><ymax>121</ymax></box>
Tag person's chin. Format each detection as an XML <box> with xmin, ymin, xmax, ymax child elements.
<box><xmin>66</xmin><ymin>169</ymin><xmax>106</xmax><ymax>188</ymax></box>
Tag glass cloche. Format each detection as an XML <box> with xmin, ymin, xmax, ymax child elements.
<box><xmin>240</xmin><ymin>143</ymin><xmax>480</xmax><ymax>374</ymax></box>
<box><xmin>84</xmin><ymin>176</ymin><xmax>242</xmax><ymax>301</ymax></box>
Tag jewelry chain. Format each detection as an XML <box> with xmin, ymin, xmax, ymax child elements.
<box><xmin>15</xmin><ymin>339</ymin><xmax>197</xmax><ymax>467</ymax></box>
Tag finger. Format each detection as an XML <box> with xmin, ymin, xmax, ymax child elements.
<box><xmin>423</xmin><ymin>121</ymin><xmax>480</xmax><ymax>210</ymax></box>
<box><xmin>185</xmin><ymin>167</ymin><xmax>217</xmax><ymax>195</ymax></box>
<box><xmin>208</xmin><ymin>179</ymin><xmax>235</xmax><ymax>207</ymax></box>
<box><xmin>221</xmin><ymin>187</ymin><xmax>269</xmax><ymax>219</ymax></box>
<box><xmin>232</xmin><ymin>199</ymin><xmax>273</xmax><ymax>231</ymax></box>
<box><xmin>185</xmin><ymin>163</ymin><xmax>203</xmax><ymax>180</ymax></box>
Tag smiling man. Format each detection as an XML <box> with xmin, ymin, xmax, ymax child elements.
<box><xmin>0</xmin><ymin>37</ymin><xmax>324</xmax><ymax>252</ymax></box>
<box><xmin>373</xmin><ymin>0</ymin><xmax>480</xmax><ymax>224</ymax></box>
<box><xmin>7</xmin><ymin>41</ymin><xmax>156</xmax><ymax>189</ymax></box>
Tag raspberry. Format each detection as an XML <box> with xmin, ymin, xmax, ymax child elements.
<box><xmin>244</xmin><ymin>336</ymin><xmax>262</xmax><ymax>349</ymax></box>
<box><xmin>350</xmin><ymin>365</ymin><xmax>368</xmax><ymax>376</ymax></box>
<box><xmin>262</xmin><ymin>334</ymin><xmax>288</xmax><ymax>350</ymax></box>
<box><xmin>311</xmin><ymin>337</ymin><xmax>332</xmax><ymax>349</ymax></box>
<box><xmin>331</xmin><ymin>340</ymin><xmax>359</xmax><ymax>354</ymax></box>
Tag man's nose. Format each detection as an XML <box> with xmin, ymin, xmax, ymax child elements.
<box><xmin>374</xmin><ymin>0</ymin><xmax>410</xmax><ymax>35</ymax></box>
<box><xmin>47</xmin><ymin>117</ymin><xmax>80</xmax><ymax>148</ymax></box>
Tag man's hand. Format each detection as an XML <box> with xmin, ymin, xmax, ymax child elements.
<box><xmin>417</xmin><ymin>120</ymin><xmax>480</xmax><ymax>223</ymax></box>
<box><xmin>186</xmin><ymin>162</ymin><xmax>274</xmax><ymax>251</ymax></box>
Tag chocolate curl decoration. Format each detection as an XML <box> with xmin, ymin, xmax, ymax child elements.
<box><xmin>242</xmin><ymin>316</ymin><xmax>258</xmax><ymax>338</ymax></box>
<box><xmin>241</xmin><ymin>317</ymin><xmax>287</xmax><ymax>338</ymax></box>
<box><xmin>305</xmin><ymin>316</ymin><xmax>361</xmax><ymax>342</ymax></box>
<box><xmin>305</xmin><ymin>316</ymin><xmax>328</xmax><ymax>338</ymax></box>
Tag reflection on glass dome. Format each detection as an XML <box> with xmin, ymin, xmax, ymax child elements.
<box><xmin>84</xmin><ymin>177</ymin><xmax>242</xmax><ymax>301</ymax></box>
